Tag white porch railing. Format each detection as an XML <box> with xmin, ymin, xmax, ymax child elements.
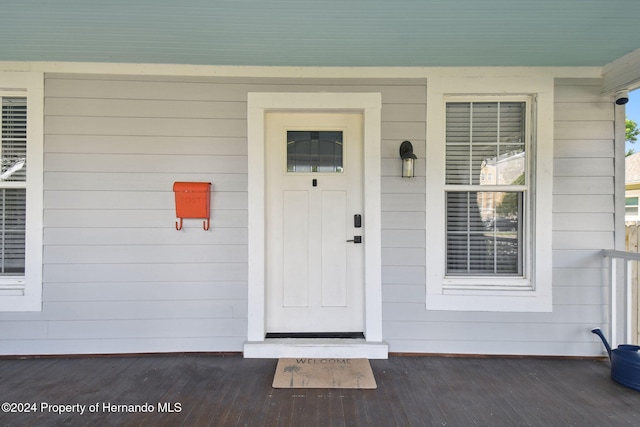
<box><xmin>602</xmin><ymin>249</ymin><xmax>640</xmax><ymax>347</ymax></box>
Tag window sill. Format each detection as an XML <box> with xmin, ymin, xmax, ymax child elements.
<box><xmin>443</xmin><ymin>276</ymin><xmax>531</xmax><ymax>291</ymax></box>
<box><xmin>0</xmin><ymin>276</ymin><xmax>26</xmax><ymax>290</ymax></box>
<box><xmin>426</xmin><ymin>287</ymin><xmax>552</xmax><ymax>312</ymax></box>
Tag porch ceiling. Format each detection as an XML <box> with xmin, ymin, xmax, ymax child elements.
<box><xmin>1</xmin><ymin>1</ymin><xmax>639</xmax><ymax>68</ymax></box>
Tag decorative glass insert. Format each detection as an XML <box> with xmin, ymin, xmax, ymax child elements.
<box><xmin>287</xmin><ymin>131</ymin><xmax>343</xmax><ymax>173</ymax></box>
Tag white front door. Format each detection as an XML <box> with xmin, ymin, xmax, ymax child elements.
<box><xmin>265</xmin><ymin>112</ymin><xmax>364</xmax><ymax>333</ymax></box>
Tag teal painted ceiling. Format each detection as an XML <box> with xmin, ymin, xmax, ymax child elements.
<box><xmin>1</xmin><ymin>0</ymin><xmax>639</xmax><ymax>67</ymax></box>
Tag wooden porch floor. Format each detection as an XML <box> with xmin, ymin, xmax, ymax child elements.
<box><xmin>1</xmin><ymin>354</ymin><xmax>640</xmax><ymax>426</ymax></box>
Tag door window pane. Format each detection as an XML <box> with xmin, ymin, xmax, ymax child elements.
<box><xmin>287</xmin><ymin>131</ymin><xmax>343</xmax><ymax>173</ymax></box>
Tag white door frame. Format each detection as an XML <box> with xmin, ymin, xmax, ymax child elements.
<box><xmin>245</xmin><ymin>92</ymin><xmax>386</xmax><ymax>358</ymax></box>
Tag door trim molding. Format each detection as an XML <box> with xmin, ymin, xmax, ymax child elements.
<box><xmin>246</xmin><ymin>92</ymin><xmax>384</xmax><ymax>357</ymax></box>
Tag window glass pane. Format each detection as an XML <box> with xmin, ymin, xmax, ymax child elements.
<box><xmin>496</xmin><ymin>145</ymin><xmax>525</xmax><ymax>185</ymax></box>
<box><xmin>446</xmin><ymin>103</ymin><xmax>470</xmax><ymax>184</ymax></box>
<box><xmin>500</xmin><ymin>102</ymin><xmax>526</xmax><ymax>144</ymax></box>
<box><xmin>1</xmin><ymin>96</ymin><xmax>27</xmax><ymax>276</ymax></box>
<box><xmin>445</xmin><ymin>103</ymin><xmax>470</xmax><ymax>143</ymax></box>
<box><xmin>287</xmin><ymin>131</ymin><xmax>343</xmax><ymax>173</ymax></box>
<box><xmin>0</xmin><ymin>188</ymin><xmax>26</xmax><ymax>275</ymax></box>
<box><xmin>1</xmin><ymin>97</ymin><xmax>27</xmax><ymax>182</ymax></box>
<box><xmin>626</xmin><ymin>197</ymin><xmax>639</xmax><ymax>206</ymax></box>
<box><xmin>472</xmin><ymin>102</ymin><xmax>498</xmax><ymax>143</ymax></box>
<box><xmin>471</xmin><ymin>145</ymin><xmax>497</xmax><ymax>185</ymax></box>
<box><xmin>445</xmin><ymin>145</ymin><xmax>470</xmax><ymax>185</ymax></box>
<box><xmin>446</xmin><ymin>191</ymin><xmax>522</xmax><ymax>275</ymax></box>
<box><xmin>446</xmin><ymin>101</ymin><xmax>526</xmax><ymax>186</ymax></box>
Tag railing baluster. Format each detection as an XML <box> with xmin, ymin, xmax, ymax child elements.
<box><xmin>628</xmin><ymin>260</ymin><xmax>634</xmax><ymax>344</ymax></box>
<box><xmin>611</xmin><ymin>255</ymin><xmax>617</xmax><ymax>347</ymax></box>
<box><xmin>602</xmin><ymin>250</ymin><xmax>640</xmax><ymax>347</ymax></box>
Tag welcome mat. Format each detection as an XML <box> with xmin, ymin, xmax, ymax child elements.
<box><xmin>272</xmin><ymin>358</ymin><xmax>377</xmax><ymax>389</ymax></box>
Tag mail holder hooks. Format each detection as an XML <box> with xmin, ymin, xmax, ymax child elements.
<box><xmin>173</xmin><ymin>182</ymin><xmax>212</xmax><ymax>231</ymax></box>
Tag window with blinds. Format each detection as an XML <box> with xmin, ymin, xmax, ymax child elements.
<box><xmin>0</xmin><ymin>97</ymin><xmax>27</xmax><ymax>275</ymax></box>
<box><xmin>445</xmin><ymin>101</ymin><xmax>527</xmax><ymax>276</ymax></box>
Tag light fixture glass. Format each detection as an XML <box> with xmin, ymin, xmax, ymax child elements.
<box><xmin>399</xmin><ymin>140</ymin><xmax>417</xmax><ymax>178</ymax></box>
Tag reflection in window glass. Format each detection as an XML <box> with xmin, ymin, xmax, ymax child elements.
<box><xmin>1</xmin><ymin>97</ymin><xmax>27</xmax><ymax>275</ymax></box>
<box><xmin>446</xmin><ymin>191</ymin><xmax>522</xmax><ymax>275</ymax></box>
<box><xmin>445</xmin><ymin>102</ymin><xmax>525</xmax><ymax>186</ymax></box>
<box><xmin>287</xmin><ymin>131</ymin><xmax>343</xmax><ymax>173</ymax></box>
<box><xmin>444</xmin><ymin>101</ymin><xmax>526</xmax><ymax>277</ymax></box>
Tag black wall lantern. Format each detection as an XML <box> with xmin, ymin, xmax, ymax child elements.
<box><xmin>399</xmin><ymin>140</ymin><xmax>417</xmax><ymax>178</ymax></box>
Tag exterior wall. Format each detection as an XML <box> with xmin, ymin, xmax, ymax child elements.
<box><xmin>0</xmin><ymin>73</ymin><xmax>614</xmax><ymax>356</ymax></box>
<box><xmin>384</xmin><ymin>78</ymin><xmax>613</xmax><ymax>356</ymax></box>
<box><xmin>0</xmin><ymin>74</ymin><xmax>427</xmax><ymax>354</ymax></box>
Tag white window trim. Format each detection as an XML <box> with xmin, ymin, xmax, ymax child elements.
<box><xmin>426</xmin><ymin>77</ymin><xmax>554</xmax><ymax>312</ymax></box>
<box><xmin>0</xmin><ymin>72</ymin><xmax>44</xmax><ymax>311</ymax></box>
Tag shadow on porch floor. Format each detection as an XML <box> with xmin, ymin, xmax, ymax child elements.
<box><xmin>1</xmin><ymin>354</ymin><xmax>639</xmax><ymax>426</ymax></box>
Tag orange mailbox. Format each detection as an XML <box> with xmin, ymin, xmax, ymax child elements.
<box><xmin>173</xmin><ymin>182</ymin><xmax>211</xmax><ymax>231</ymax></box>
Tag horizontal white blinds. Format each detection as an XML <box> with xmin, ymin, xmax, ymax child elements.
<box><xmin>1</xmin><ymin>97</ymin><xmax>27</xmax><ymax>275</ymax></box>
<box><xmin>446</xmin><ymin>102</ymin><xmax>525</xmax><ymax>186</ymax></box>
<box><xmin>445</xmin><ymin>101</ymin><xmax>525</xmax><ymax>276</ymax></box>
<box><xmin>446</xmin><ymin>191</ymin><xmax>522</xmax><ymax>275</ymax></box>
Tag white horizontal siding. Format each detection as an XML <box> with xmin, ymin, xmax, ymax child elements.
<box><xmin>43</xmin><ymin>210</ymin><xmax>247</xmax><ymax>229</ymax></box>
<box><xmin>45</xmin><ymin>172</ymin><xmax>248</xmax><ymax>192</ymax></box>
<box><xmin>46</xmin><ymin>135</ymin><xmax>248</xmax><ymax>155</ymax></box>
<box><xmin>0</xmin><ymin>74</ymin><xmax>615</xmax><ymax>357</ymax></box>
<box><xmin>46</xmin><ymin>116</ymin><xmax>247</xmax><ymax>137</ymax></box>
<box><xmin>378</xmin><ymin>76</ymin><xmax>427</xmax><ymax>356</ymax></box>
<box><xmin>45</xmin><ymin>153</ymin><xmax>247</xmax><ymax>173</ymax></box>
<box><xmin>43</xmin><ymin>263</ymin><xmax>248</xmax><ymax>283</ymax></box>
<box><xmin>380</xmin><ymin>78</ymin><xmax>613</xmax><ymax>356</ymax></box>
<box><xmin>42</xmin><ymin>282</ymin><xmax>247</xmax><ymax>302</ymax></box>
<box><xmin>381</xmin><ymin>230</ymin><xmax>425</xmax><ymax>248</ymax></box>
<box><xmin>554</xmin><ymin>140</ymin><xmax>613</xmax><ymax>158</ymax></box>
<box><xmin>550</xmin><ymin>78</ymin><xmax>613</xmax><ymax>352</ymax></box>
<box><xmin>44</xmin><ymin>245</ymin><xmax>247</xmax><ymax>264</ymax></box>
<box><xmin>553</xmin><ymin>177</ymin><xmax>612</xmax><ymax>195</ymax></box>
<box><xmin>44</xmin><ymin>227</ymin><xmax>247</xmax><ymax>246</ymax></box>
<box><xmin>4</xmin><ymin>74</ymin><xmax>255</xmax><ymax>354</ymax></box>
<box><xmin>45</xmin><ymin>98</ymin><xmax>248</xmax><ymax>119</ymax></box>
<box><xmin>552</xmin><ymin>213</ymin><xmax>613</xmax><ymax>232</ymax></box>
<box><xmin>1</xmin><ymin>74</ymin><xmax>431</xmax><ymax>355</ymax></box>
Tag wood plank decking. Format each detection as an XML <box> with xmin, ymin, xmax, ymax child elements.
<box><xmin>1</xmin><ymin>354</ymin><xmax>640</xmax><ymax>426</ymax></box>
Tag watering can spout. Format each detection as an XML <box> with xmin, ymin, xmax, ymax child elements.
<box><xmin>591</xmin><ymin>328</ymin><xmax>612</xmax><ymax>358</ymax></box>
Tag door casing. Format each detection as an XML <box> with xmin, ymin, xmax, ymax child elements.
<box><xmin>246</xmin><ymin>92</ymin><xmax>384</xmax><ymax>354</ymax></box>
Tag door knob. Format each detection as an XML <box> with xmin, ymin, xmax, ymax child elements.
<box><xmin>346</xmin><ymin>236</ymin><xmax>362</xmax><ymax>244</ymax></box>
